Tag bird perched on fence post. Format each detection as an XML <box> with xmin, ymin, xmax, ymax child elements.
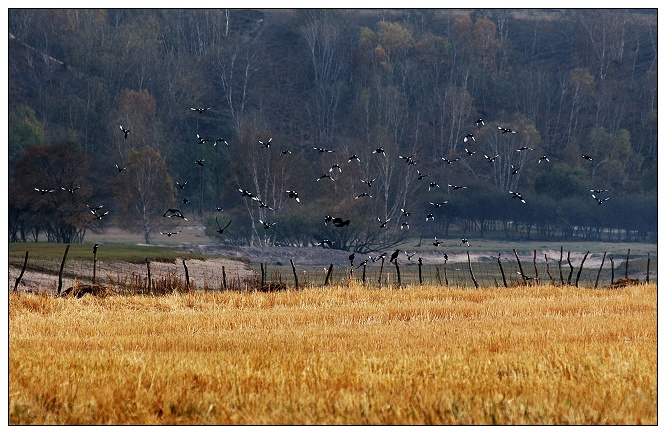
<box><xmin>389</xmin><ymin>249</ymin><xmax>400</xmax><ymax>263</ymax></box>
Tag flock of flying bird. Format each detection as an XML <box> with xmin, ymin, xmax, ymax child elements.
<box><xmin>33</xmin><ymin>107</ymin><xmax>609</xmax><ymax>263</ymax></box>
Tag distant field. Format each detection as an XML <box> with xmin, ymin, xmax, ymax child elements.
<box><xmin>9</xmin><ymin>284</ymin><xmax>656</xmax><ymax>424</ymax></box>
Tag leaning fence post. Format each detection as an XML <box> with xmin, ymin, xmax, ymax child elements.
<box><xmin>575</xmin><ymin>251</ymin><xmax>589</xmax><ymax>287</ymax></box>
<box><xmin>544</xmin><ymin>254</ymin><xmax>554</xmax><ymax>283</ymax></box>
<box><xmin>497</xmin><ymin>253</ymin><xmax>508</xmax><ymax>288</ymax></box>
<box><xmin>290</xmin><ymin>259</ymin><xmax>299</xmax><ymax>289</ymax></box>
<box><xmin>514</xmin><ymin>249</ymin><xmax>527</xmax><ymax>284</ymax></box>
<box><xmin>558</xmin><ymin>247</ymin><xmax>564</xmax><ymax>286</ymax></box>
<box><xmin>362</xmin><ymin>263</ymin><xmax>366</xmax><ymax>285</ymax></box>
<box><xmin>467</xmin><ymin>251</ymin><xmax>479</xmax><ymax>288</ymax></box>
<box><xmin>625</xmin><ymin>248</ymin><xmax>631</xmax><ymax>279</ymax></box>
<box><xmin>182</xmin><ymin>259</ymin><xmax>190</xmax><ymax>291</ymax></box>
<box><xmin>566</xmin><ymin>252</ymin><xmax>574</xmax><ymax>285</ymax></box>
<box><xmin>324</xmin><ymin>263</ymin><xmax>334</xmax><ymax>286</ymax></box>
<box><xmin>222</xmin><ymin>265</ymin><xmax>228</xmax><ymax>290</ymax></box>
<box><xmin>57</xmin><ymin>244</ymin><xmax>71</xmax><ymax>295</ymax></box>
<box><xmin>594</xmin><ymin>252</ymin><xmax>606</xmax><ymax>289</ymax></box>
<box><xmin>13</xmin><ymin>250</ymin><xmax>29</xmax><ymax>293</ymax></box>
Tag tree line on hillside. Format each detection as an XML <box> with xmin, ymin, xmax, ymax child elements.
<box><xmin>8</xmin><ymin>9</ymin><xmax>657</xmax><ymax>248</ymax></box>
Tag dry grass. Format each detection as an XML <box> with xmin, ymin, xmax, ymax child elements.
<box><xmin>9</xmin><ymin>283</ymin><xmax>656</xmax><ymax>425</ymax></box>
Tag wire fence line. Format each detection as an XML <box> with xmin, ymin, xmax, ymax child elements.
<box><xmin>9</xmin><ymin>246</ymin><xmax>655</xmax><ymax>296</ymax></box>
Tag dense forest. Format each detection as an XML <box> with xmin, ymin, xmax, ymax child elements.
<box><xmin>8</xmin><ymin>9</ymin><xmax>658</xmax><ymax>250</ymax></box>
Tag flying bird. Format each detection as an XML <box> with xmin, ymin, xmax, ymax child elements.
<box><xmin>355</xmin><ymin>192</ymin><xmax>372</xmax><ymax>199</ymax></box>
<box><xmin>329</xmin><ymin>164</ymin><xmax>342</xmax><ymax>173</ymax></box>
<box><xmin>442</xmin><ymin>157</ymin><xmax>460</xmax><ymax>165</ymax></box>
<box><xmin>360</xmin><ymin>178</ymin><xmax>376</xmax><ymax>188</ymax></box>
<box><xmin>401</xmin><ymin>222</ymin><xmax>410</xmax><ymax>230</ymax></box>
<box><xmin>281</xmin><ymin>149</ymin><xmax>292</xmax><ymax>155</ymax></box>
<box><xmin>509</xmin><ymin>191</ymin><xmax>526</xmax><ymax>203</ymax></box>
<box><xmin>592</xmin><ymin>194</ymin><xmax>610</xmax><ymax>205</ymax></box>
<box><xmin>484</xmin><ymin>154</ymin><xmax>499</xmax><ymax>163</ymax></box>
<box><xmin>401</xmin><ymin>209</ymin><xmax>412</xmax><ymax>217</ymax></box>
<box><xmin>286</xmin><ymin>190</ymin><xmax>300</xmax><ymax>202</ymax></box>
<box><xmin>356</xmin><ymin>259</ymin><xmax>369</xmax><ymax>269</ymax></box>
<box><xmin>87</xmin><ymin>204</ymin><xmax>104</xmax><ymax>213</ymax></box>
<box><xmin>316</xmin><ymin>173</ymin><xmax>335</xmax><ymax>182</ymax></box>
<box><xmin>115</xmin><ymin>164</ymin><xmax>126</xmax><ymax>173</ymax></box>
<box><xmin>259</xmin><ymin>220</ymin><xmax>277</xmax><ymax>229</ymax></box>
<box><xmin>463</xmin><ymin>133</ymin><xmax>475</xmax><ymax>142</ymax></box>
<box><xmin>332</xmin><ymin>217</ymin><xmax>350</xmax><ymax>227</ymax></box>
<box><xmin>195</xmin><ymin>159</ymin><xmax>205</xmax><ymax>166</ymax></box>
<box><xmin>372</xmin><ymin>147</ymin><xmax>386</xmax><ymax>157</ymax></box>
<box><xmin>34</xmin><ymin>188</ymin><xmax>55</xmax><ymax>194</ymax></box>
<box><xmin>196</xmin><ymin>134</ymin><xmax>210</xmax><ymax>144</ymax></box>
<box><xmin>313</xmin><ymin>146</ymin><xmax>334</xmax><ymax>153</ymax></box>
<box><xmin>511</xmin><ymin>165</ymin><xmax>520</xmax><ymax>175</ymax></box>
<box><xmin>377</xmin><ymin>217</ymin><xmax>391</xmax><ymax>228</ymax></box>
<box><xmin>498</xmin><ymin>126</ymin><xmax>517</xmax><ymax>134</ymax></box>
<box><xmin>215</xmin><ymin>207</ymin><xmax>224</xmax><ymax>212</ymax></box>
<box><xmin>163</xmin><ymin>208</ymin><xmax>188</xmax><ymax>220</ymax></box>
<box><xmin>92</xmin><ymin>210</ymin><xmax>109</xmax><ymax>220</ymax></box>
<box><xmin>315</xmin><ymin>239</ymin><xmax>334</xmax><ymax>247</ymax></box>
<box><xmin>160</xmin><ymin>231</ymin><xmax>180</xmax><ymax>237</ymax></box>
<box><xmin>119</xmin><ymin>125</ymin><xmax>130</xmax><ymax>139</ymax></box>
<box><xmin>182</xmin><ymin>198</ymin><xmax>190</xmax><ymax>205</ymax></box>
<box><xmin>259</xmin><ymin>137</ymin><xmax>273</xmax><ymax>148</ymax></box>
<box><xmin>448</xmin><ymin>184</ymin><xmax>468</xmax><ymax>190</ymax></box>
<box><xmin>433</xmin><ymin>237</ymin><xmax>443</xmax><ymax>247</ymax></box>
<box><xmin>399</xmin><ymin>153</ymin><xmax>417</xmax><ymax>165</ymax></box>
<box><xmin>416</xmin><ymin>170</ymin><xmax>429</xmax><ymax>180</ymax></box>
<box><xmin>590</xmin><ymin>189</ymin><xmax>610</xmax><ymax>194</ymax></box>
<box><xmin>176</xmin><ymin>181</ymin><xmax>188</xmax><ymax>189</ymax></box>
<box><xmin>538</xmin><ymin>155</ymin><xmax>550</xmax><ymax>163</ymax></box>
<box><xmin>428</xmin><ymin>181</ymin><xmax>440</xmax><ymax>191</ymax></box>
<box><xmin>215</xmin><ymin>217</ymin><xmax>232</xmax><ymax>234</ymax></box>
<box><xmin>426</xmin><ymin>213</ymin><xmax>435</xmax><ymax>221</ymax></box>
<box><xmin>239</xmin><ymin>189</ymin><xmax>255</xmax><ymax>198</ymax></box>
<box><xmin>582</xmin><ymin>155</ymin><xmax>593</xmax><ymax>161</ymax></box>
<box><xmin>464</xmin><ymin>148</ymin><xmax>476</xmax><ymax>156</ymax></box>
<box><xmin>348</xmin><ymin>154</ymin><xmax>361</xmax><ymax>163</ymax></box>
<box><xmin>475</xmin><ymin>118</ymin><xmax>485</xmax><ymax>127</ymax></box>
<box><xmin>461</xmin><ymin>238</ymin><xmax>470</xmax><ymax>247</ymax></box>
<box><xmin>214</xmin><ymin>137</ymin><xmax>229</xmax><ymax>146</ymax></box>
<box><xmin>516</xmin><ymin>146</ymin><xmax>534</xmax><ymax>152</ymax></box>
<box><xmin>430</xmin><ymin>201</ymin><xmax>448</xmax><ymax>208</ymax></box>
<box><xmin>191</xmin><ymin>107</ymin><xmax>212</xmax><ymax>113</ymax></box>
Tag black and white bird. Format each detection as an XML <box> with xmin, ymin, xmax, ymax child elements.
<box><xmin>348</xmin><ymin>154</ymin><xmax>361</xmax><ymax>163</ymax></box>
<box><xmin>176</xmin><ymin>181</ymin><xmax>187</xmax><ymax>189</ymax></box>
<box><xmin>399</xmin><ymin>153</ymin><xmax>417</xmax><ymax>165</ymax></box>
<box><xmin>465</xmin><ymin>148</ymin><xmax>476</xmax><ymax>156</ymax></box>
<box><xmin>433</xmin><ymin>237</ymin><xmax>443</xmax><ymax>247</ymax></box>
<box><xmin>191</xmin><ymin>107</ymin><xmax>212</xmax><ymax>114</ymax></box>
<box><xmin>239</xmin><ymin>189</ymin><xmax>255</xmax><ymax>198</ymax></box>
<box><xmin>215</xmin><ymin>217</ymin><xmax>232</xmax><ymax>234</ymax></box>
<box><xmin>356</xmin><ymin>259</ymin><xmax>369</xmax><ymax>269</ymax></box>
<box><xmin>592</xmin><ymin>194</ymin><xmax>610</xmax><ymax>205</ymax></box>
<box><xmin>256</xmin><ymin>200</ymin><xmax>274</xmax><ymax>211</ymax></box>
<box><xmin>87</xmin><ymin>204</ymin><xmax>104</xmax><ymax>213</ymax></box>
<box><xmin>372</xmin><ymin>147</ymin><xmax>386</xmax><ymax>157</ymax></box>
<box><xmin>377</xmin><ymin>217</ymin><xmax>391</xmax><ymax>228</ymax></box>
<box><xmin>475</xmin><ymin>118</ymin><xmax>485</xmax><ymax>127</ymax></box>
<box><xmin>214</xmin><ymin>137</ymin><xmax>229</xmax><ymax>146</ymax></box>
<box><xmin>463</xmin><ymin>133</ymin><xmax>475</xmax><ymax>142</ymax></box>
<box><xmin>313</xmin><ymin>146</ymin><xmax>334</xmax><ymax>153</ymax></box>
<box><xmin>426</xmin><ymin>213</ymin><xmax>435</xmax><ymax>222</ymax></box>
<box><xmin>461</xmin><ymin>238</ymin><xmax>470</xmax><ymax>247</ymax></box>
<box><xmin>511</xmin><ymin>165</ymin><xmax>520</xmax><ymax>175</ymax></box>
<box><xmin>582</xmin><ymin>154</ymin><xmax>593</xmax><ymax>161</ymax></box>
<box><xmin>315</xmin><ymin>239</ymin><xmax>334</xmax><ymax>247</ymax></box>
<box><xmin>538</xmin><ymin>155</ymin><xmax>550</xmax><ymax>163</ymax></box>
<box><xmin>430</xmin><ymin>201</ymin><xmax>448</xmax><ymax>208</ymax></box>
<box><xmin>590</xmin><ymin>189</ymin><xmax>610</xmax><ymax>194</ymax></box>
<box><xmin>401</xmin><ymin>208</ymin><xmax>412</xmax><ymax>217</ymax></box>
<box><xmin>316</xmin><ymin>173</ymin><xmax>335</xmax><ymax>182</ymax></box>
<box><xmin>516</xmin><ymin>146</ymin><xmax>534</xmax><ymax>152</ymax></box>
<box><xmin>92</xmin><ymin>210</ymin><xmax>109</xmax><ymax>220</ymax></box>
<box><xmin>160</xmin><ymin>231</ymin><xmax>180</xmax><ymax>237</ymax></box>
<box><xmin>286</xmin><ymin>190</ymin><xmax>300</xmax><ymax>202</ymax></box>
<box><xmin>372</xmin><ymin>252</ymin><xmax>387</xmax><ymax>262</ymax></box>
<box><xmin>324</xmin><ymin>215</ymin><xmax>333</xmax><ymax>226</ymax></box>
<box><xmin>259</xmin><ymin>137</ymin><xmax>273</xmax><ymax>148</ymax></box>
<box><xmin>119</xmin><ymin>125</ymin><xmax>130</xmax><ymax>139</ymax></box>
<box><xmin>195</xmin><ymin>159</ymin><xmax>205</xmax><ymax>166</ymax></box>
<box><xmin>360</xmin><ymin>178</ymin><xmax>376</xmax><ymax>188</ymax></box>
<box><xmin>281</xmin><ymin>149</ymin><xmax>292</xmax><ymax>155</ymax></box>
<box><xmin>196</xmin><ymin>134</ymin><xmax>210</xmax><ymax>145</ymax></box>
<box><xmin>215</xmin><ymin>207</ymin><xmax>224</xmax><ymax>212</ymax></box>
<box><xmin>34</xmin><ymin>188</ymin><xmax>56</xmax><ymax>194</ymax></box>
<box><xmin>259</xmin><ymin>219</ymin><xmax>277</xmax><ymax>229</ymax></box>
<box><xmin>401</xmin><ymin>222</ymin><xmax>410</xmax><ymax>230</ymax></box>
<box><xmin>484</xmin><ymin>154</ymin><xmax>499</xmax><ymax>163</ymax></box>
<box><xmin>115</xmin><ymin>164</ymin><xmax>126</xmax><ymax>173</ymax></box>
<box><xmin>509</xmin><ymin>191</ymin><xmax>526</xmax><ymax>203</ymax></box>
<box><xmin>35</xmin><ymin>187</ymin><xmax>55</xmax><ymax>194</ymax></box>
<box><xmin>163</xmin><ymin>208</ymin><xmax>188</xmax><ymax>220</ymax></box>
<box><xmin>448</xmin><ymin>184</ymin><xmax>468</xmax><ymax>191</ymax></box>
<box><xmin>498</xmin><ymin>126</ymin><xmax>517</xmax><ymax>134</ymax></box>
<box><xmin>416</xmin><ymin>170</ymin><xmax>429</xmax><ymax>180</ymax></box>
<box><xmin>428</xmin><ymin>181</ymin><xmax>440</xmax><ymax>191</ymax></box>
<box><xmin>355</xmin><ymin>192</ymin><xmax>372</xmax><ymax>199</ymax></box>
<box><xmin>442</xmin><ymin>157</ymin><xmax>460</xmax><ymax>165</ymax></box>
<box><xmin>329</xmin><ymin>164</ymin><xmax>342</xmax><ymax>173</ymax></box>
<box><xmin>182</xmin><ymin>198</ymin><xmax>190</xmax><ymax>205</ymax></box>
<box><xmin>406</xmin><ymin>251</ymin><xmax>417</xmax><ymax>261</ymax></box>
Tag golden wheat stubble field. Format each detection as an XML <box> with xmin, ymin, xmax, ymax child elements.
<box><xmin>9</xmin><ymin>283</ymin><xmax>656</xmax><ymax>425</ymax></box>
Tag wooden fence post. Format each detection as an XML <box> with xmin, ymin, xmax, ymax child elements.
<box><xmin>514</xmin><ymin>249</ymin><xmax>527</xmax><ymax>284</ymax></box>
<box><xmin>467</xmin><ymin>251</ymin><xmax>479</xmax><ymax>288</ymax></box>
<box><xmin>394</xmin><ymin>260</ymin><xmax>401</xmax><ymax>287</ymax></box>
<box><xmin>260</xmin><ymin>263</ymin><xmax>265</xmax><ymax>287</ymax></box>
<box><xmin>92</xmin><ymin>244</ymin><xmax>99</xmax><ymax>284</ymax></box>
<box><xmin>290</xmin><ymin>259</ymin><xmax>299</xmax><ymax>289</ymax></box>
<box><xmin>558</xmin><ymin>246</ymin><xmax>564</xmax><ymax>285</ymax></box>
<box><xmin>13</xmin><ymin>251</ymin><xmax>29</xmax><ymax>293</ymax></box>
<box><xmin>443</xmin><ymin>257</ymin><xmax>449</xmax><ymax>286</ymax></box>
<box><xmin>324</xmin><ymin>264</ymin><xmax>334</xmax><ymax>286</ymax></box>
<box><xmin>646</xmin><ymin>253</ymin><xmax>651</xmax><ymax>284</ymax></box>
<box><xmin>544</xmin><ymin>254</ymin><xmax>554</xmax><ymax>283</ymax></box>
<box><xmin>418</xmin><ymin>257</ymin><xmax>423</xmax><ymax>285</ymax></box>
<box><xmin>362</xmin><ymin>263</ymin><xmax>366</xmax><ymax>285</ymax></box>
<box><xmin>575</xmin><ymin>251</ymin><xmax>589</xmax><ymax>287</ymax></box>
<box><xmin>566</xmin><ymin>252</ymin><xmax>574</xmax><ymax>285</ymax></box>
<box><xmin>146</xmin><ymin>258</ymin><xmax>152</xmax><ymax>293</ymax></box>
<box><xmin>497</xmin><ymin>253</ymin><xmax>508</xmax><ymax>288</ymax></box>
<box><xmin>533</xmin><ymin>250</ymin><xmax>539</xmax><ymax>284</ymax></box>
<box><xmin>57</xmin><ymin>244</ymin><xmax>71</xmax><ymax>295</ymax></box>
<box><xmin>182</xmin><ymin>259</ymin><xmax>190</xmax><ymax>291</ymax></box>
<box><xmin>610</xmin><ymin>256</ymin><xmax>615</xmax><ymax>285</ymax></box>
<box><xmin>377</xmin><ymin>257</ymin><xmax>385</xmax><ymax>285</ymax></box>
<box><xmin>625</xmin><ymin>248</ymin><xmax>631</xmax><ymax>279</ymax></box>
<box><xmin>222</xmin><ymin>265</ymin><xmax>227</xmax><ymax>290</ymax></box>
<box><xmin>594</xmin><ymin>252</ymin><xmax>606</xmax><ymax>289</ymax></box>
